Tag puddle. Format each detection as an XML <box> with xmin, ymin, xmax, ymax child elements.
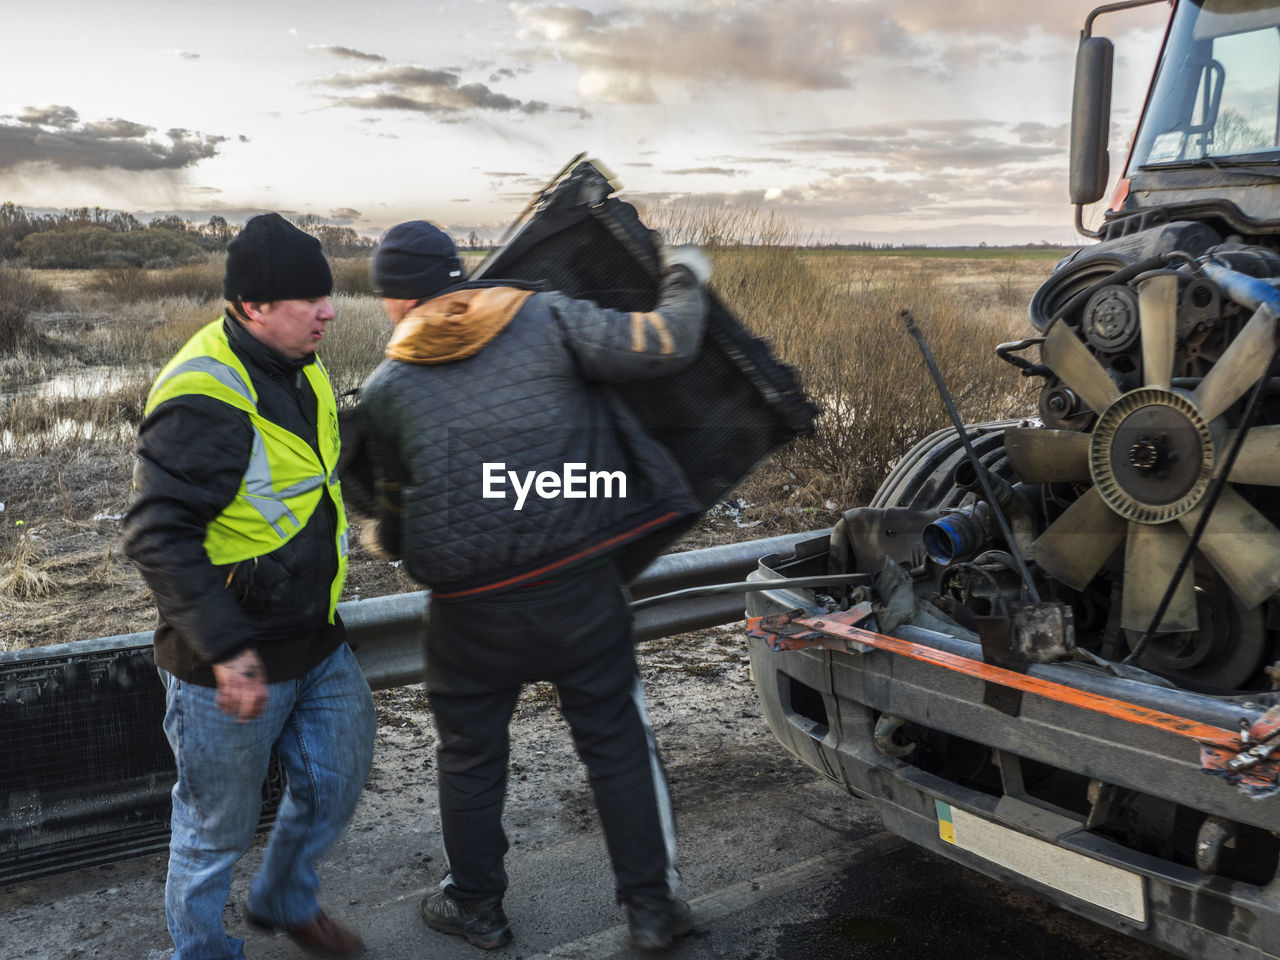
<box><xmin>1</xmin><ymin>366</ymin><xmax>145</xmax><ymax>400</ymax></box>
<box><xmin>2</xmin><ymin>418</ymin><xmax>136</xmax><ymax>451</ymax></box>
<box><xmin>1</xmin><ymin>364</ymin><xmax>148</xmax><ymax>453</ymax></box>
<box><xmin>37</xmin><ymin>368</ymin><xmax>141</xmax><ymax>399</ymax></box>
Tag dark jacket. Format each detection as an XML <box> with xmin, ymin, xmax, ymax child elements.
<box><xmin>355</xmin><ymin>266</ymin><xmax>707</xmax><ymax>598</ymax></box>
<box><xmin>123</xmin><ymin>316</ymin><xmax>345</xmax><ymax>686</ymax></box>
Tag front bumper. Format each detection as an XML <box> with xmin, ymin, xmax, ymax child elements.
<box><xmin>745</xmin><ymin>535</ymin><xmax>1280</xmax><ymax>960</ymax></box>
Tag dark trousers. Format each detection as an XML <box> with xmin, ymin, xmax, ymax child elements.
<box><xmin>425</xmin><ymin>563</ymin><xmax>677</xmax><ymax>905</ymax></box>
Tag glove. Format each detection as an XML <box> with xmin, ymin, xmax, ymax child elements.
<box><xmin>659</xmin><ymin>243</ymin><xmax>712</xmax><ymax>286</ymax></box>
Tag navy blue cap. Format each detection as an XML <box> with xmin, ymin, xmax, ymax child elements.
<box><xmin>372</xmin><ymin>220</ymin><xmax>465</xmax><ymax>299</ymax></box>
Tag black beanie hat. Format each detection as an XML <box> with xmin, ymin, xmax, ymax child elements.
<box><xmin>223</xmin><ymin>213</ymin><xmax>333</xmax><ymax>302</ymax></box>
<box><xmin>372</xmin><ymin>221</ymin><xmax>464</xmax><ymax>299</ymax></box>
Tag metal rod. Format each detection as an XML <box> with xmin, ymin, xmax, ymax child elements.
<box><xmin>902</xmin><ymin>310</ymin><xmax>1042</xmax><ymax>603</ymax></box>
<box><xmin>1083</xmin><ymin>0</ymin><xmax>1168</xmax><ymax>39</ymax></box>
<box><xmin>630</xmin><ymin>573</ymin><xmax>871</xmax><ymax>611</ymax></box>
<box><xmin>1074</xmin><ymin>204</ymin><xmax>1103</xmax><ymax>240</ymax></box>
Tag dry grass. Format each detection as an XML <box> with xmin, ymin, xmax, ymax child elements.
<box><xmin>700</xmin><ymin>243</ymin><xmax>1043</xmax><ymax>506</ymax></box>
<box><xmin>79</xmin><ymin>255</ymin><xmax>380</xmax><ymax>302</ymax></box>
<box><xmin>0</xmin><ymin>526</ymin><xmax>56</xmax><ymax>603</ymax></box>
<box><xmin>0</xmin><ymin>264</ymin><xmax>63</xmax><ymax>354</ymax></box>
<box><xmin>85</xmin><ymin>258</ymin><xmax>225</xmax><ymax>302</ymax></box>
<box><xmin>321</xmin><ymin>294</ymin><xmax>394</xmax><ymax>395</ymax></box>
<box><xmin>1</xmin><ymin>230</ymin><xmax>1052</xmax><ymax>650</ymax></box>
<box><xmin>331</xmin><ymin>257</ymin><xmax>374</xmax><ymax>297</ymax></box>
<box><xmin>0</xmin><ymin>451</ymin><xmax>149</xmax><ymax>649</ymax></box>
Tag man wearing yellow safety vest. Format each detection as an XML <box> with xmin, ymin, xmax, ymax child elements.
<box><xmin>123</xmin><ymin>213</ymin><xmax>375</xmax><ymax>960</ymax></box>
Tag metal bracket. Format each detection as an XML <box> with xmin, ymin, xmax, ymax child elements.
<box><xmin>747</xmin><ymin>603</ymin><xmax>876</xmax><ymax>655</ymax></box>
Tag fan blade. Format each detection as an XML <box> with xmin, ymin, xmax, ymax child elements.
<box><xmin>1029</xmin><ymin>486</ymin><xmax>1125</xmax><ymax>590</ymax></box>
<box><xmin>1225</xmin><ymin>425</ymin><xmax>1280</xmax><ymax>486</ymax></box>
<box><xmin>1138</xmin><ymin>274</ymin><xmax>1177</xmax><ymax>391</ymax></box>
<box><xmin>1122</xmin><ymin>521</ymin><xmax>1198</xmax><ymax>633</ymax></box>
<box><xmin>1040</xmin><ymin>319</ymin><xmax>1122</xmax><ymax>415</ymax></box>
<box><xmin>1178</xmin><ymin>486</ymin><xmax>1280</xmax><ymax>609</ymax></box>
<box><xmin>1004</xmin><ymin>428</ymin><xmax>1092</xmax><ymax>483</ymax></box>
<box><xmin>1194</xmin><ymin>305</ymin><xmax>1278</xmax><ymax>422</ymax></box>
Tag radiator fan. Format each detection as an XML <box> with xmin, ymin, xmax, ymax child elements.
<box><xmin>1004</xmin><ymin>274</ymin><xmax>1280</xmax><ymax>685</ymax></box>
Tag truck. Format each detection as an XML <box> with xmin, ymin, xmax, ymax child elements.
<box><xmin>745</xmin><ymin>2</ymin><xmax>1280</xmax><ymax>957</ymax></box>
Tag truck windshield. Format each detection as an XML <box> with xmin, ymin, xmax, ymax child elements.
<box><xmin>1130</xmin><ymin>0</ymin><xmax>1280</xmax><ymax>168</ymax></box>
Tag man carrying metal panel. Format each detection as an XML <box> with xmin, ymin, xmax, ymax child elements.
<box><xmin>355</xmin><ymin>219</ymin><xmax>710</xmax><ymax>951</ymax></box>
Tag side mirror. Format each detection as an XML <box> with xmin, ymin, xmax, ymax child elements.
<box><xmin>1070</xmin><ymin>36</ymin><xmax>1114</xmax><ymax>206</ymax></box>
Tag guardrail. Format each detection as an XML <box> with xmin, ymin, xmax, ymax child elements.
<box><xmin>0</xmin><ymin>529</ymin><xmax>828</xmax><ymax>885</ymax></box>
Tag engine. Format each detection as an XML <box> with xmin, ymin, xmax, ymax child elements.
<box><xmin>877</xmin><ymin>221</ymin><xmax>1280</xmax><ymax>694</ymax></box>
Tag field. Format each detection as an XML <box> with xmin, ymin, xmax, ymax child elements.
<box><xmin>0</xmin><ymin>248</ymin><xmax>1050</xmax><ymax>649</ymax></box>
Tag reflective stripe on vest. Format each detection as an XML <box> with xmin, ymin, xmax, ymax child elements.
<box><xmin>144</xmin><ymin>318</ymin><xmax>349</xmax><ymax>621</ymax></box>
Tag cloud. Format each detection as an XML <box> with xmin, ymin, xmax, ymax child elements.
<box><xmin>329</xmin><ymin>207</ymin><xmax>361</xmax><ymax>223</ymax></box>
<box><xmin>1012</xmin><ymin>121</ymin><xmax>1070</xmax><ymax>147</ymax></box>
<box><xmin>83</xmin><ymin>118</ymin><xmax>154</xmax><ymax>139</ymax></box>
<box><xmin>773</xmin><ymin>121</ymin><xmax>1060</xmax><ymax>171</ymax></box>
<box><xmin>310</xmin><ymin>44</ymin><xmax>387</xmax><ymax>62</ymax></box>
<box><xmin>713</xmin><ymin>155</ymin><xmax>794</xmax><ymax>167</ymax></box>
<box><xmin>629</xmin><ymin>162</ymin><xmax>1072</xmax><ymax>241</ymax></box>
<box><xmin>16</xmin><ymin>105</ymin><xmax>79</xmax><ymax>128</ymax></box>
<box><xmin>665</xmin><ymin>166</ymin><xmax>743</xmax><ymax>177</ymax></box>
<box><xmin>169</xmin><ymin>50</ymin><xmax>200</xmax><ymax>60</ymax></box>
<box><xmin>612</xmin><ymin>114</ymin><xmax>1084</xmax><ymax>242</ymax></box>
<box><xmin>509</xmin><ymin>1</ymin><xmax>925</xmax><ymax>103</ymax></box>
<box><xmin>0</xmin><ymin>108</ymin><xmax>225</xmax><ymax>173</ymax></box>
<box><xmin>507</xmin><ymin>1</ymin><xmax>1163</xmax><ymax>104</ymax></box>
<box><xmin>636</xmin><ymin>175</ymin><xmax>936</xmax><ymax>222</ymax></box>
<box><xmin>320</xmin><ymin>65</ymin><xmax>459</xmax><ymax>89</ymax></box>
<box><xmin>891</xmin><ymin>1</ymin><xmax>1116</xmax><ymax>40</ymax></box>
<box><xmin>319</xmin><ymin>63</ymin><xmax>555</xmax><ymax>116</ymax></box>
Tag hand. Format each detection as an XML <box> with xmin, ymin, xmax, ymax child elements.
<box><xmin>659</xmin><ymin>244</ymin><xmax>713</xmax><ymax>286</ymax></box>
<box><xmin>212</xmin><ymin>648</ymin><xmax>268</xmax><ymax>722</ymax></box>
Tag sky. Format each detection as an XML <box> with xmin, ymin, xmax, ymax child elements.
<box><xmin>0</xmin><ymin>0</ymin><xmax>1172</xmax><ymax>246</ymax></box>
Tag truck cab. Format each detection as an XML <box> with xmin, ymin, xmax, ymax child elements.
<box><xmin>1113</xmin><ymin>0</ymin><xmax>1280</xmax><ymax>235</ymax></box>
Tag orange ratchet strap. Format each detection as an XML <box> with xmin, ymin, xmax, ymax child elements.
<box><xmin>748</xmin><ymin>606</ymin><xmax>1243</xmax><ymax>750</ymax></box>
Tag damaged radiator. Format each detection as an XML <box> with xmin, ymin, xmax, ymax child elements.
<box><xmin>470</xmin><ymin>157</ymin><xmax>819</xmax><ymax>577</ymax></box>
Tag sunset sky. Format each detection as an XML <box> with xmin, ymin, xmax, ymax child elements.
<box><xmin>0</xmin><ymin>1</ymin><xmax>1171</xmax><ymax>245</ymax></box>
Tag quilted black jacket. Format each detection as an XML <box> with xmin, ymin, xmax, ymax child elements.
<box><xmin>355</xmin><ymin>266</ymin><xmax>707</xmax><ymax>597</ymax></box>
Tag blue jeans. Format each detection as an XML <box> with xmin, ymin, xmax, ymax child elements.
<box><xmin>159</xmin><ymin>643</ymin><xmax>376</xmax><ymax>960</ymax></box>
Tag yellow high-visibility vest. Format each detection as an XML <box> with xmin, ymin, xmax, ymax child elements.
<box><xmin>144</xmin><ymin>319</ymin><xmax>348</xmax><ymax>620</ymax></box>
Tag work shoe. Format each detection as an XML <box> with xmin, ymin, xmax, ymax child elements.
<box><xmin>625</xmin><ymin>895</ymin><xmax>693</xmax><ymax>951</ymax></box>
<box><xmin>420</xmin><ymin>889</ymin><xmax>513</xmax><ymax>950</ymax></box>
<box><xmin>244</xmin><ymin>906</ymin><xmax>366</xmax><ymax>958</ymax></box>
